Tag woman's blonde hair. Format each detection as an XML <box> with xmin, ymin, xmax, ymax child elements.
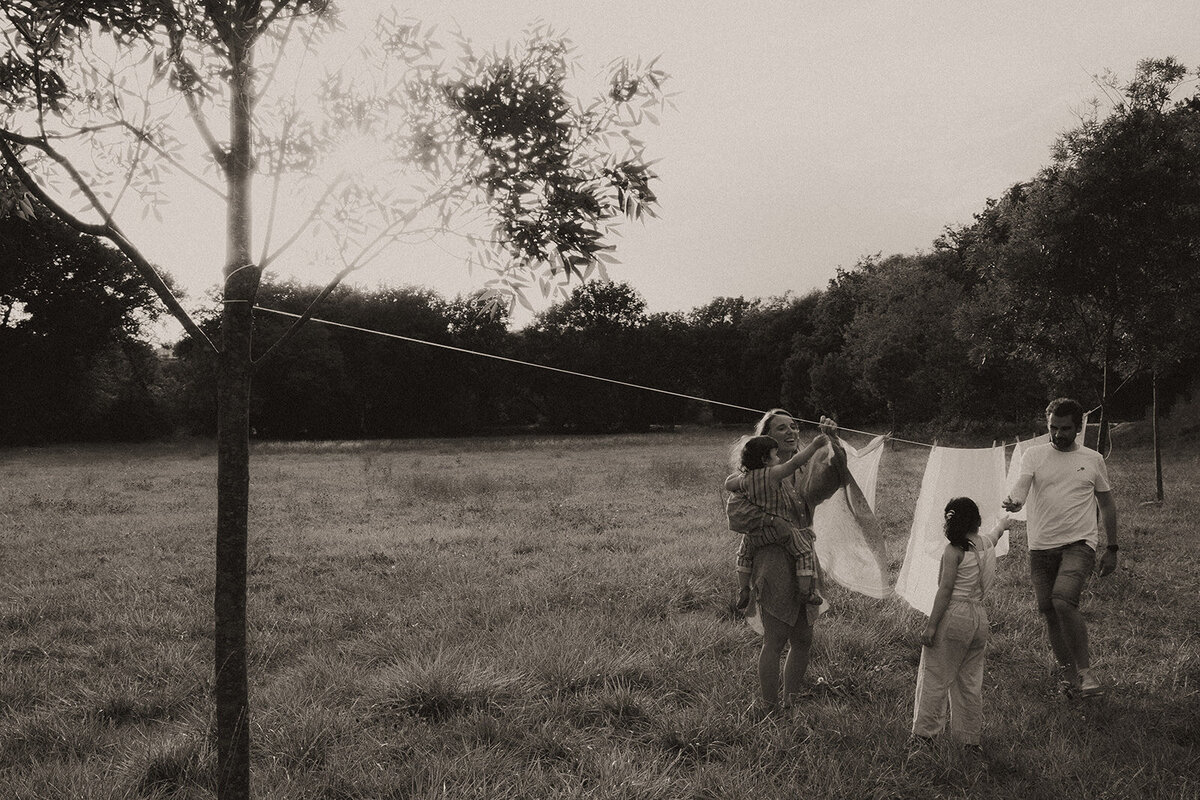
<box><xmin>753</xmin><ymin>408</ymin><xmax>794</xmax><ymax>437</ymax></box>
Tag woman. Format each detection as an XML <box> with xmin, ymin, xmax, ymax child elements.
<box><xmin>739</xmin><ymin>408</ymin><xmax>847</xmax><ymax>713</ymax></box>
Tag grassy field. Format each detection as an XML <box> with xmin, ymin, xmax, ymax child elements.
<box><xmin>2</xmin><ymin>429</ymin><xmax>1198</xmax><ymax>799</ymax></box>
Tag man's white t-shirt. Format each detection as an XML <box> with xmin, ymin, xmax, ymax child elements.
<box><xmin>1009</xmin><ymin>442</ymin><xmax>1111</xmax><ymax>550</ymax></box>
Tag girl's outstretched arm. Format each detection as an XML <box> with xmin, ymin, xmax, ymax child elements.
<box><xmin>766</xmin><ymin>434</ymin><xmax>830</xmax><ymax>482</ymax></box>
<box><xmin>982</xmin><ymin>514</ymin><xmax>1011</xmax><ymax>547</ymax></box>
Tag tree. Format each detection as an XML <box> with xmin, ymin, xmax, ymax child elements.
<box><xmin>685</xmin><ymin>296</ymin><xmax>761</xmax><ymax>423</ymax></box>
<box><xmin>0</xmin><ymin>200</ymin><xmax>173</xmax><ymax>442</ymax></box>
<box><xmin>443</xmin><ymin>291</ymin><xmax>520</xmax><ymax>431</ymax></box>
<box><xmin>520</xmin><ymin>279</ymin><xmax>653</xmax><ymax>430</ymax></box>
<box><xmin>0</xmin><ymin>4</ymin><xmax>668</xmax><ymax>797</ymax></box>
<box><xmin>832</xmin><ymin>254</ymin><xmax>976</xmax><ymax>426</ymax></box>
<box><xmin>736</xmin><ymin>292</ymin><xmax>819</xmax><ymax>418</ymax></box>
<box><xmin>531</xmin><ymin>277</ymin><xmax>649</xmax><ymax>332</ymax></box>
<box><xmin>790</xmin><ymin>265</ymin><xmax>874</xmax><ymax>422</ymax></box>
<box><xmin>969</xmin><ymin>60</ymin><xmax>1200</xmax><ymax>453</ymax></box>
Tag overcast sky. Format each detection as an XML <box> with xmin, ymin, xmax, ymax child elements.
<box><xmin>128</xmin><ymin>1</ymin><xmax>1199</xmax><ymax>334</ymax></box>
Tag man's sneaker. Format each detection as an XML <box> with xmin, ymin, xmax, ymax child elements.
<box><xmin>1078</xmin><ymin>669</ymin><xmax>1106</xmax><ymax>697</ymax></box>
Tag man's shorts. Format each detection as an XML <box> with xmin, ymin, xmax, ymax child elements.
<box><xmin>1029</xmin><ymin>540</ymin><xmax>1095</xmax><ymax>612</ymax></box>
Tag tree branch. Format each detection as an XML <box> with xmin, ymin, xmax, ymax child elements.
<box><xmin>108</xmin><ymin>101</ymin><xmax>150</xmax><ymax>216</ymax></box>
<box><xmin>166</xmin><ymin>27</ymin><xmax>227</xmax><ymax>169</ymax></box>
<box><xmin>257</xmin><ymin>111</ymin><xmax>294</xmax><ymax>264</ymax></box>
<box><xmin>250</xmin><ymin>11</ymin><xmax>296</xmax><ymax>106</ymax></box>
<box><xmin>39</xmin><ymin>120</ymin><xmax>127</xmax><ymax>138</ymax></box>
<box><xmin>250</xmin><ymin>0</ymin><xmax>295</xmax><ymax>48</ymax></box>
<box><xmin>260</xmin><ymin>174</ymin><xmax>344</xmax><ymax>266</ymax></box>
<box><xmin>0</xmin><ymin>137</ymin><xmax>217</xmax><ymax>354</ymax></box>
<box><xmin>119</xmin><ymin>120</ymin><xmax>227</xmax><ymax>200</ymax></box>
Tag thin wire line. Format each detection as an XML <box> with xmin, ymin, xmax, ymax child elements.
<box><xmin>254</xmin><ymin>304</ymin><xmax>818</xmax><ymax>426</ymax></box>
<box><xmin>253</xmin><ymin>305</ymin><xmax>1096</xmax><ymax>451</ymax></box>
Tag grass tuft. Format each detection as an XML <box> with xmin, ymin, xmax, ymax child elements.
<box><xmin>371</xmin><ymin>648</ymin><xmax>520</xmax><ymax>721</ymax></box>
<box><xmin>127</xmin><ymin>732</ymin><xmax>215</xmax><ymax>797</ymax></box>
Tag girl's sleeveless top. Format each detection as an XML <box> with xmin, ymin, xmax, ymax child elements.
<box><xmin>950</xmin><ymin>539</ymin><xmax>997</xmax><ymax>602</ymax></box>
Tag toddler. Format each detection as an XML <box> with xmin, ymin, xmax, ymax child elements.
<box><xmin>725</xmin><ymin>434</ymin><xmax>828</xmax><ymax>611</ymax></box>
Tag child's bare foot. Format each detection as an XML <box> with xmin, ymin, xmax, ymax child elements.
<box><xmin>736</xmin><ymin>586</ymin><xmax>751</xmax><ymax>611</ymax></box>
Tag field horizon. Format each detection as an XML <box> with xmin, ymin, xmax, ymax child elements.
<box><xmin>2</xmin><ymin>429</ymin><xmax>1197</xmax><ymax>799</ymax></box>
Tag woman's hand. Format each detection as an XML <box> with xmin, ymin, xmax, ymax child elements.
<box><xmin>921</xmin><ymin>622</ymin><xmax>938</xmax><ymax>647</ymax></box>
<box><xmin>818</xmin><ymin>415</ymin><xmax>838</xmax><ymax>437</ymax></box>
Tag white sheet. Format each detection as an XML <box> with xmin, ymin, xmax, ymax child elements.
<box><xmin>841</xmin><ymin>435</ymin><xmax>886</xmax><ymax>512</ymax></box>
<box><xmin>811</xmin><ymin>473</ymin><xmax>891</xmax><ymax>599</ymax></box>
<box><xmin>895</xmin><ymin>445</ymin><xmax>1009</xmax><ymax>615</ymax></box>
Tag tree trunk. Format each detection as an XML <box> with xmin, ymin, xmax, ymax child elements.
<box><xmin>1153</xmin><ymin>367</ymin><xmax>1164</xmax><ymax>501</ymax></box>
<box><xmin>215</xmin><ymin>22</ymin><xmax>259</xmax><ymax>800</ymax></box>
<box><xmin>215</xmin><ymin>301</ymin><xmax>253</xmax><ymax>800</ymax></box>
<box><xmin>1097</xmin><ymin>349</ymin><xmax>1111</xmax><ymax>455</ymax></box>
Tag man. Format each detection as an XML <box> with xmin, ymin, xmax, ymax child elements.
<box><xmin>1003</xmin><ymin>397</ymin><xmax>1119</xmax><ymax>697</ymax></box>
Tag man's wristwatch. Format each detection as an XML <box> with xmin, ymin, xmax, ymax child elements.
<box><xmin>1106</xmin><ymin>544</ymin><xmax>1119</xmax><ymax>552</ymax></box>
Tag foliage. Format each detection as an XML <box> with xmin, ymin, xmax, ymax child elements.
<box><xmin>953</xmin><ymin>58</ymin><xmax>1200</xmax><ymax>424</ymax></box>
<box><xmin>438</xmin><ymin>33</ymin><xmax>664</xmax><ymax>306</ymax></box>
<box><xmin>377</xmin><ymin>20</ymin><xmax>670</xmax><ymax>312</ymax></box>
<box><xmin>174</xmin><ymin>280</ymin><xmax>521</xmax><ymax>438</ymax></box>
<box><xmin>0</xmin><ymin>206</ymin><xmax>173</xmax><ymax>443</ymax></box>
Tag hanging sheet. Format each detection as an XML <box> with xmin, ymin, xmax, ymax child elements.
<box><xmin>812</xmin><ymin>443</ymin><xmax>891</xmax><ymax>600</ymax></box>
<box><xmin>895</xmin><ymin>445</ymin><xmax>1009</xmax><ymax>615</ymax></box>
<box><xmin>841</xmin><ymin>435</ymin><xmax>887</xmax><ymax>512</ymax></box>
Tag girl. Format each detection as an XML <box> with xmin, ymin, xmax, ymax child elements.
<box><xmin>725</xmin><ymin>433</ymin><xmax>829</xmax><ymax>611</ymax></box>
<box><xmin>911</xmin><ymin>497</ymin><xmax>1009</xmax><ymax>750</ymax></box>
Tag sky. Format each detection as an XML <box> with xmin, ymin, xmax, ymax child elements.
<box><xmin>121</xmin><ymin>1</ymin><xmax>1200</xmax><ymax>337</ymax></box>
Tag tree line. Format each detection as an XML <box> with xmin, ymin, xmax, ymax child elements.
<box><xmin>4</xmin><ymin>257</ymin><xmax>1195</xmax><ymax>445</ymax></box>
<box><xmin>5</xmin><ymin>58</ymin><xmax>1199</xmax><ymax>445</ymax></box>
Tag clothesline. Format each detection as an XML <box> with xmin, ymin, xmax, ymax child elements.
<box><xmin>252</xmin><ymin>305</ymin><xmax>1099</xmax><ymax>452</ymax></box>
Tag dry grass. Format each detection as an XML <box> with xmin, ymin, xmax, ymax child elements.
<box><xmin>1</xmin><ymin>431</ymin><xmax>1197</xmax><ymax>799</ymax></box>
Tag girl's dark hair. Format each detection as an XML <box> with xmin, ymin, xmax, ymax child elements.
<box><xmin>943</xmin><ymin>496</ymin><xmax>982</xmax><ymax>551</ymax></box>
<box><xmin>735</xmin><ymin>435</ymin><xmax>779</xmax><ymax>472</ymax></box>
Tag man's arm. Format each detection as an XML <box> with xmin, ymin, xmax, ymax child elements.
<box><xmin>1096</xmin><ymin>490</ymin><xmax>1119</xmax><ymax>577</ymax></box>
<box><xmin>1003</xmin><ymin>454</ymin><xmax>1034</xmax><ymax>512</ymax></box>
